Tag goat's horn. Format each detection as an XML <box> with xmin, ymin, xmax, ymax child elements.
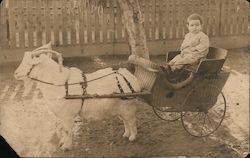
<box><xmin>32</xmin><ymin>49</ymin><xmax>63</xmax><ymax>72</ymax></box>
<box><xmin>32</xmin><ymin>41</ymin><xmax>52</xmax><ymax>52</ymax></box>
<box><xmin>32</xmin><ymin>49</ymin><xmax>61</xmax><ymax>57</ymax></box>
<box><xmin>32</xmin><ymin>50</ymin><xmax>63</xmax><ymax>64</ymax></box>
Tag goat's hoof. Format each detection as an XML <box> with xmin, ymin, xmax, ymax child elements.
<box><xmin>128</xmin><ymin>135</ymin><xmax>136</xmax><ymax>141</ymax></box>
<box><xmin>59</xmin><ymin>142</ymin><xmax>72</xmax><ymax>151</ymax></box>
<box><xmin>59</xmin><ymin>144</ymin><xmax>71</xmax><ymax>151</ymax></box>
<box><xmin>122</xmin><ymin>132</ymin><xmax>130</xmax><ymax>138</ymax></box>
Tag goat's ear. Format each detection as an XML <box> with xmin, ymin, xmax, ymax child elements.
<box><xmin>31</xmin><ymin>56</ymin><xmax>40</xmax><ymax>65</ymax></box>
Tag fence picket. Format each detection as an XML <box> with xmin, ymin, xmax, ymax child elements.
<box><xmin>241</xmin><ymin>0</ymin><xmax>248</xmax><ymax>34</ymax></box>
<box><xmin>0</xmin><ymin>0</ymin><xmax>8</xmax><ymax>48</ymax></box>
<box><xmin>62</xmin><ymin>1</ymin><xmax>67</xmax><ymax>45</ymax></box>
<box><xmin>17</xmin><ymin>0</ymin><xmax>24</xmax><ymax>48</ymax></box>
<box><xmin>161</xmin><ymin>0</ymin><xmax>167</xmax><ymax>39</ymax></box>
<box><xmin>52</xmin><ymin>0</ymin><xmax>58</xmax><ymax>45</ymax></box>
<box><xmin>82</xmin><ymin>1</ymin><xmax>88</xmax><ymax>44</ymax></box>
<box><xmin>208</xmin><ymin>0</ymin><xmax>213</xmax><ymax>36</ymax></box>
<box><xmin>214</xmin><ymin>0</ymin><xmax>220</xmax><ymax>36</ymax></box>
<box><xmin>182</xmin><ymin>0</ymin><xmax>187</xmax><ymax>37</ymax></box>
<box><xmin>90</xmin><ymin>7</ymin><xmax>95</xmax><ymax>43</ymax></box>
<box><xmin>116</xmin><ymin>1</ymin><xmax>123</xmax><ymax>42</ymax></box>
<box><xmin>172</xmin><ymin>0</ymin><xmax>177</xmax><ymax>39</ymax></box>
<box><xmin>108</xmin><ymin>0</ymin><xmax>114</xmax><ymax>43</ymax></box>
<box><xmin>8</xmin><ymin>0</ymin><xmax>15</xmax><ymax>48</ymax></box>
<box><xmin>94</xmin><ymin>4</ymin><xmax>100</xmax><ymax>44</ymax></box>
<box><xmin>143</xmin><ymin>0</ymin><xmax>149</xmax><ymax>39</ymax></box>
<box><xmin>175</xmin><ymin>0</ymin><xmax>181</xmax><ymax>39</ymax></box>
<box><xmin>71</xmin><ymin>2</ymin><xmax>77</xmax><ymax>45</ymax></box>
<box><xmin>78</xmin><ymin>0</ymin><xmax>84</xmax><ymax>45</ymax></box>
<box><xmin>155</xmin><ymin>0</ymin><xmax>160</xmax><ymax>40</ymax></box>
<box><xmin>27</xmin><ymin>0</ymin><xmax>33</xmax><ymax>47</ymax></box>
<box><xmin>150</xmin><ymin>0</ymin><xmax>155</xmax><ymax>40</ymax></box>
<box><xmin>99</xmin><ymin>5</ymin><xmax>104</xmax><ymax>43</ymax></box>
<box><xmin>23</xmin><ymin>0</ymin><xmax>28</xmax><ymax>47</ymax></box>
<box><xmin>168</xmin><ymin>0</ymin><xmax>173</xmax><ymax>39</ymax></box>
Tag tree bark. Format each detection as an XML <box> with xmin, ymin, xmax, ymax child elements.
<box><xmin>117</xmin><ymin>0</ymin><xmax>149</xmax><ymax>59</ymax></box>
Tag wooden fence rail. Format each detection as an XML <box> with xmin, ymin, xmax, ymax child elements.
<box><xmin>0</xmin><ymin>0</ymin><xmax>249</xmax><ymax>62</ymax></box>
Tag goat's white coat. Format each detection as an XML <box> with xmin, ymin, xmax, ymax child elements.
<box><xmin>14</xmin><ymin>52</ymin><xmax>142</xmax><ymax>150</ymax></box>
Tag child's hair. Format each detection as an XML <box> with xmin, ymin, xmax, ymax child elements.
<box><xmin>187</xmin><ymin>13</ymin><xmax>203</xmax><ymax>25</ymax></box>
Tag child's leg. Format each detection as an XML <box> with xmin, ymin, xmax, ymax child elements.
<box><xmin>168</xmin><ymin>54</ymin><xmax>182</xmax><ymax>65</ymax></box>
<box><xmin>175</xmin><ymin>53</ymin><xmax>199</xmax><ymax>65</ymax></box>
<box><xmin>170</xmin><ymin>54</ymin><xmax>194</xmax><ymax>71</ymax></box>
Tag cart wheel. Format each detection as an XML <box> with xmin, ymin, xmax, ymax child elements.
<box><xmin>153</xmin><ymin>106</ymin><xmax>181</xmax><ymax>121</ymax></box>
<box><xmin>181</xmin><ymin>88</ymin><xmax>226</xmax><ymax>137</ymax></box>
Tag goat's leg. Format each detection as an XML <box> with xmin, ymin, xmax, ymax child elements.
<box><xmin>60</xmin><ymin>131</ymin><xmax>73</xmax><ymax>151</ymax></box>
<box><xmin>58</xmin><ymin>130</ymin><xmax>68</xmax><ymax>148</ymax></box>
<box><xmin>119</xmin><ymin>100</ymin><xmax>137</xmax><ymax>141</ymax></box>
<box><xmin>122</xmin><ymin>119</ymin><xmax>130</xmax><ymax>138</ymax></box>
<box><xmin>128</xmin><ymin>116</ymin><xmax>137</xmax><ymax>141</ymax></box>
<box><xmin>59</xmin><ymin>118</ymin><xmax>75</xmax><ymax>151</ymax></box>
<box><xmin>118</xmin><ymin>115</ymin><xmax>130</xmax><ymax>138</ymax></box>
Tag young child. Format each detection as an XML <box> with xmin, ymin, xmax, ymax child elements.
<box><xmin>168</xmin><ymin>13</ymin><xmax>209</xmax><ymax>71</ymax></box>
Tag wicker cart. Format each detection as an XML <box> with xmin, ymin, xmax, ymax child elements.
<box><xmin>146</xmin><ymin>47</ymin><xmax>230</xmax><ymax>137</ymax></box>
<box><xmin>65</xmin><ymin>47</ymin><xmax>230</xmax><ymax>137</ymax></box>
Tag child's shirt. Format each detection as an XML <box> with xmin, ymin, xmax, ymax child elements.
<box><xmin>180</xmin><ymin>31</ymin><xmax>209</xmax><ymax>59</ymax></box>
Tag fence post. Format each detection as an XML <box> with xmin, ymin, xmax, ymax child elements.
<box><xmin>218</xmin><ymin>0</ymin><xmax>222</xmax><ymax>36</ymax></box>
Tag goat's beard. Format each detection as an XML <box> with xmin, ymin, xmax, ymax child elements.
<box><xmin>23</xmin><ymin>78</ymin><xmax>34</xmax><ymax>97</ymax></box>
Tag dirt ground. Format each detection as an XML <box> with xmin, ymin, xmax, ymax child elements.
<box><xmin>0</xmin><ymin>48</ymin><xmax>249</xmax><ymax>157</ymax></box>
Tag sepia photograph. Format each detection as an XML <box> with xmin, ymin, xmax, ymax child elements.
<box><xmin>0</xmin><ymin>0</ymin><xmax>249</xmax><ymax>157</ymax></box>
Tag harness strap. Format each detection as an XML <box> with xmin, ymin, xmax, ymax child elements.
<box><xmin>114</xmin><ymin>72</ymin><xmax>136</xmax><ymax>100</ymax></box>
<box><xmin>65</xmin><ymin>81</ymin><xmax>69</xmax><ymax>96</ymax></box>
<box><xmin>80</xmin><ymin>72</ymin><xmax>87</xmax><ymax>115</ymax></box>
<box><xmin>116</xmin><ymin>72</ymin><xmax>136</xmax><ymax>93</ymax></box>
<box><xmin>29</xmin><ymin>77</ymin><xmax>55</xmax><ymax>85</ymax></box>
<box><xmin>64</xmin><ymin>71</ymin><xmax>86</xmax><ymax>118</ymax></box>
<box><xmin>115</xmin><ymin>75</ymin><xmax>124</xmax><ymax>93</ymax></box>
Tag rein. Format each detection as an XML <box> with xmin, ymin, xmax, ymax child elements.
<box><xmin>23</xmin><ymin>59</ymin><xmax>134</xmax><ymax>88</ymax></box>
<box><xmin>25</xmin><ymin>63</ymin><xmax>137</xmax><ymax>97</ymax></box>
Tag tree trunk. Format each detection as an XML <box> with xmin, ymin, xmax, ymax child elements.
<box><xmin>118</xmin><ymin>0</ymin><xmax>157</xmax><ymax>91</ymax></box>
<box><xmin>117</xmin><ymin>0</ymin><xmax>149</xmax><ymax>59</ymax></box>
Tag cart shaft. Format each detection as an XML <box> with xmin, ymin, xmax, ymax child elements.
<box><xmin>65</xmin><ymin>91</ymin><xmax>151</xmax><ymax>99</ymax></box>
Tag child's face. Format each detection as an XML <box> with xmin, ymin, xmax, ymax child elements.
<box><xmin>187</xmin><ymin>20</ymin><xmax>201</xmax><ymax>34</ymax></box>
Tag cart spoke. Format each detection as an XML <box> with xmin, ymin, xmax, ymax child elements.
<box><xmin>206</xmin><ymin>113</ymin><xmax>217</xmax><ymax>131</ymax></box>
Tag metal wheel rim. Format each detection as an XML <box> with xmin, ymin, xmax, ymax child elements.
<box><xmin>181</xmin><ymin>91</ymin><xmax>226</xmax><ymax>137</ymax></box>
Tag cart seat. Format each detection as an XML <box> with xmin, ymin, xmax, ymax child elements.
<box><xmin>166</xmin><ymin>47</ymin><xmax>228</xmax><ymax>74</ymax></box>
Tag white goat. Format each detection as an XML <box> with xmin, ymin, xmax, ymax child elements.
<box><xmin>14</xmin><ymin>50</ymin><xmax>142</xmax><ymax>151</ymax></box>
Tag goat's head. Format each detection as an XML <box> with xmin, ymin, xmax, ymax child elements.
<box><xmin>14</xmin><ymin>51</ymin><xmax>40</xmax><ymax>80</ymax></box>
<box><xmin>14</xmin><ymin>48</ymin><xmax>63</xmax><ymax>80</ymax></box>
